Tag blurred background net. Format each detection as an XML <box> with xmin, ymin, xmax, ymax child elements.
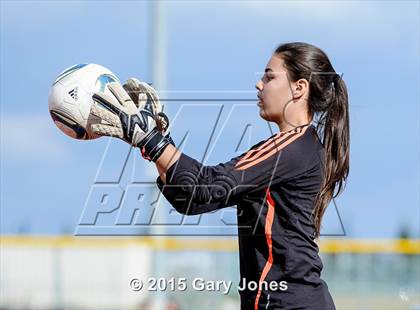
<box><xmin>1</xmin><ymin>236</ymin><xmax>419</xmax><ymax>310</ymax></box>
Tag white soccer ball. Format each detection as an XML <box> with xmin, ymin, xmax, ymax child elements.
<box><xmin>48</xmin><ymin>63</ymin><xmax>119</xmax><ymax>140</ymax></box>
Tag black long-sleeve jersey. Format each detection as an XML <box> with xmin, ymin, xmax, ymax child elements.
<box><xmin>156</xmin><ymin>123</ymin><xmax>336</xmax><ymax>309</ymax></box>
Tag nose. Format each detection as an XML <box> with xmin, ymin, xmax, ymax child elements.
<box><xmin>255</xmin><ymin>80</ymin><xmax>263</xmax><ymax>91</ymax></box>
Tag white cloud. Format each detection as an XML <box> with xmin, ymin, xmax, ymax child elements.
<box><xmin>1</xmin><ymin>114</ymin><xmax>68</xmax><ymax>160</ymax></box>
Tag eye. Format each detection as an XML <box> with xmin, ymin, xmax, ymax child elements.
<box><xmin>265</xmin><ymin>74</ymin><xmax>274</xmax><ymax>82</ymax></box>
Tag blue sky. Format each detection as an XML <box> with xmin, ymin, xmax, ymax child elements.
<box><xmin>1</xmin><ymin>1</ymin><xmax>419</xmax><ymax>237</ymax></box>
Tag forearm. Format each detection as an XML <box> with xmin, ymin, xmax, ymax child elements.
<box><xmin>154</xmin><ymin>149</ymin><xmax>240</xmax><ymax>214</ymax></box>
<box><xmin>155</xmin><ymin>144</ymin><xmax>182</xmax><ymax>184</ymax></box>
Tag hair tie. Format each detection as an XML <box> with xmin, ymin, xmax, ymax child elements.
<box><xmin>332</xmin><ymin>73</ymin><xmax>340</xmax><ymax>84</ymax></box>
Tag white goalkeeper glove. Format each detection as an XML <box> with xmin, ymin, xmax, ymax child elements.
<box><xmin>90</xmin><ymin>79</ymin><xmax>174</xmax><ymax>161</ymax></box>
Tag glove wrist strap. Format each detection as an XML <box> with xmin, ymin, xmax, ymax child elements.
<box><xmin>138</xmin><ymin>128</ymin><xmax>174</xmax><ymax>162</ymax></box>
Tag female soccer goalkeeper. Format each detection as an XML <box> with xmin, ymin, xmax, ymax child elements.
<box><xmin>91</xmin><ymin>42</ymin><xmax>349</xmax><ymax>310</ymax></box>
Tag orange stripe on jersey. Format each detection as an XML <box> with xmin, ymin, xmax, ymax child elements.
<box><xmin>235</xmin><ymin>125</ymin><xmax>309</xmax><ymax>171</ymax></box>
<box><xmin>254</xmin><ymin>188</ymin><xmax>275</xmax><ymax>310</ymax></box>
<box><xmin>235</xmin><ymin>131</ymin><xmax>296</xmax><ymax>169</ymax></box>
<box><xmin>237</xmin><ymin>132</ymin><xmax>284</xmax><ymax>163</ymax></box>
<box><xmin>234</xmin><ymin>131</ymin><xmax>294</xmax><ymax>169</ymax></box>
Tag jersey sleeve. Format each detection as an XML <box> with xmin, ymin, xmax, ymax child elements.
<box><xmin>156</xmin><ymin>126</ymin><xmax>313</xmax><ymax>215</ymax></box>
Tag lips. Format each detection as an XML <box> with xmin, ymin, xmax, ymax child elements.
<box><xmin>257</xmin><ymin>94</ymin><xmax>263</xmax><ymax>107</ymax></box>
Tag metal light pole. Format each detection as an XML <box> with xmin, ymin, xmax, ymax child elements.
<box><xmin>149</xmin><ymin>2</ymin><xmax>167</xmax><ymax>309</ymax></box>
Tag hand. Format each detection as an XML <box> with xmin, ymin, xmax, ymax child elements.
<box><xmin>123</xmin><ymin>78</ymin><xmax>169</xmax><ymax>134</ymax></box>
<box><xmin>90</xmin><ymin>80</ymin><xmax>174</xmax><ymax>161</ymax></box>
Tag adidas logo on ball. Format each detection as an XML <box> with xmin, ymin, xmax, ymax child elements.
<box><xmin>68</xmin><ymin>87</ymin><xmax>78</xmax><ymax>101</ymax></box>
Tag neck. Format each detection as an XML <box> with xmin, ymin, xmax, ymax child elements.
<box><xmin>276</xmin><ymin>98</ymin><xmax>312</xmax><ymax>133</ymax></box>
<box><xmin>277</xmin><ymin>115</ymin><xmax>312</xmax><ymax>133</ymax></box>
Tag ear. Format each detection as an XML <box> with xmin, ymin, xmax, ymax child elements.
<box><xmin>292</xmin><ymin>78</ymin><xmax>309</xmax><ymax>99</ymax></box>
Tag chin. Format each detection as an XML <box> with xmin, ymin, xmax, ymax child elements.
<box><xmin>259</xmin><ymin>110</ymin><xmax>267</xmax><ymax>120</ymax></box>
<box><xmin>259</xmin><ymin>110</ymin><xmax>274</xmax><ymax>122</ymax></box>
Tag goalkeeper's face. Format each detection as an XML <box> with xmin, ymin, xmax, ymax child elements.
<box><xmin>255</xmin><ymin>55</ymin><xmax>300</xmax><ymax>125</ymax></box>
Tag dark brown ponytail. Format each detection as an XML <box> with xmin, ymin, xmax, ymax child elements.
<box><xmin>275</xmin><ymin>42</ymin><xmax>350</xmax><ymax>237</ymax></box>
